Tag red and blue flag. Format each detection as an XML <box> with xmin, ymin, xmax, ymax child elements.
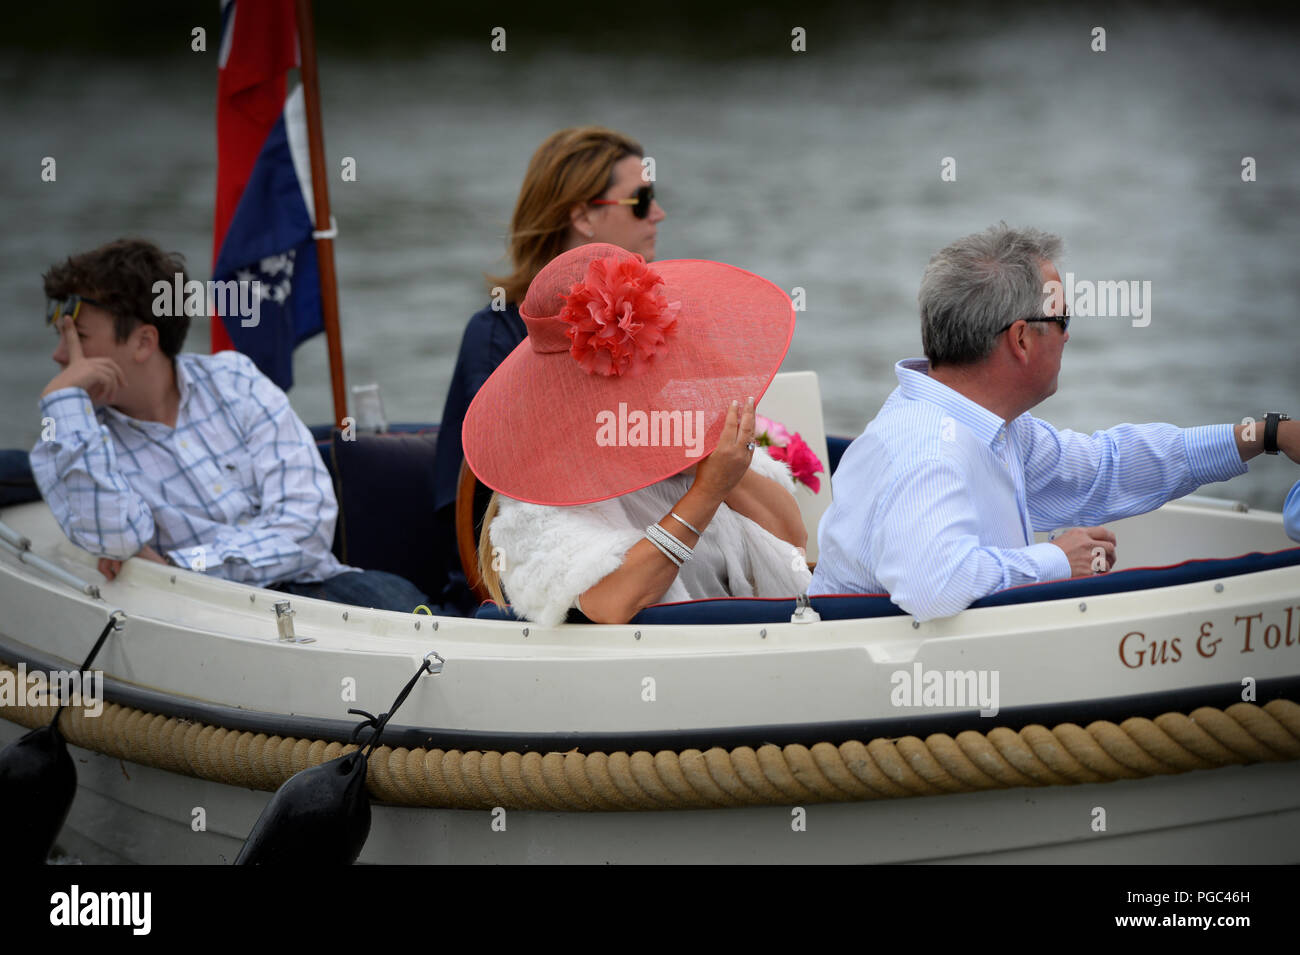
<box><xmin>211</xmin><ymin>0</ymin><xmax>323</xmax><ymax>391</ymax></box>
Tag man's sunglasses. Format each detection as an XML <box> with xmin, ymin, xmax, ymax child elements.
<box><xmin>590</xmin><ymin>184</ymin><xmax>656</xmax><ymax>220</ymax></box>
<box><xmin>999</xmin><ymin>310</ymin><xmax>1070</xmax><ymax>335</ymax></box>
<box><xmin>45</xmin><ymin>294</ymin><xmax>104</xmax><ymax>326</ymax></box>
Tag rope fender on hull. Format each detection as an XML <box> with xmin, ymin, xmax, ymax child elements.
<box><xmin>2</xmin><ymin>664</ymin><xmax>1297</xmax><ymax>810</ymax></box>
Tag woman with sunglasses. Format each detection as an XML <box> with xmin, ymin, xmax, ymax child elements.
<box><xmin>432</xmin><ymin>126</ymin><xmax>665</xmax><ymax>612</ymax></box>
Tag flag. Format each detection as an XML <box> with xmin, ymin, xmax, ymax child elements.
<box><xmin>212</xmin><ymin>0</ymin><xmax>323</xmax><ymax>391</ymax></box>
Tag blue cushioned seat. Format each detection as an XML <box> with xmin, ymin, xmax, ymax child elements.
<box><xmin>472</xmin><ymin>547</ymin><xmax>1300</xmax><ymax>625</ymax></box>
<box><xmin>0</xmin><ymin>450</ymin><xmax>41</xmax><ymax>507</ymax></box>
<box><xmin>325</xmin><ymin>425</ymin><xmax>443</xmax><ymax>602</ymax></box>
<box><xmin>474</xmin><ymin>603</ymin><xmax>527</xmax><ymax>621</ymax></box>
<box><xmin>826</xmin><ymin>434</ymin><xmax>851</xmax><ymax>478</ymax></box>
<box><xmin>968</xmin><ymin>546</ymin><xmax>1300</xmax><ymax>608</ymax></box>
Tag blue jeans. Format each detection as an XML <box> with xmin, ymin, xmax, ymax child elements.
<box><xmin>275</xmin><ymin>569</ymin><xmax>429</xmax><ymax>613</ymax></box>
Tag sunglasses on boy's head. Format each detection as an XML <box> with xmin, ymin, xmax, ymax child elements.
<box><xmin>590</xmin><ymin>184</ymin><xmax>655</xmax><ymax>219</ymax></box>
<box><xmin>45</xmin><ymin>293</ymin><xmax>104</xmax><ymax>327</ymax></box>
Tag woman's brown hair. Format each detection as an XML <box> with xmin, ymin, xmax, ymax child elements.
<box><xmin>477</xmin><ymin>491</ymin><xmax>506</xmax><ymax>608</ymax></box>
<box><xmin>487</xmin><ymin>126</ymin><xmax>643</xmax><ymax>304</ymax></box>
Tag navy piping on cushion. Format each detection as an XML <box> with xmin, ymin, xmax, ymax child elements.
<box><xmin>471</xmin><ymin>547</ymin><xmax>1300</xmax><ymax>626</ymax></box>
<box><xmin>474</xmin><ymin>595</ymin><xmax>904</xmax><ymax>624</ymax></box>
<box><xmin>968</xmin><ymin>546</ymin><xmax>1300</xmax><ymax>608</ymax></box>
<box><xmin>474</xmin><ymin>596</ymin><xmax>903</xmax><ymax>624</ymax></box>
<box><xmin>632</xmin><ymin>594</ymin><xmax>903</xmax><ymax>624</ymax></box>
<box><xmin>473</xmin><ymin>603</ymin><xmax>591</xmax><ymax>624</ymax></box>
<box><xmin>474</xmin><ymin>602</ymin><xmax>522</xmax><ymax>621</ymax></box>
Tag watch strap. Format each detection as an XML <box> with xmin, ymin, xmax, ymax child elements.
<box><xmin>1264</xmin><ymin>413</ymin><xmax>1290</xmax><ymax>455</ymax></box>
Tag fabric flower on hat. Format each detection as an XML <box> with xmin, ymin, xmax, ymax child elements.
<box><xmin>559</xmin><ymin>256</ymin><xmax>681</xmax><ymax>377</ymax></box>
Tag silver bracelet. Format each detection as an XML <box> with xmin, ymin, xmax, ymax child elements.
<box><xmin>670</xmin><ymin>511</ymin><xmax>702</xmax><ymax>537</ymax></box>
<box><xmin>644</xmin><ymin>531</ymin><xmax>682</xmax><ymax>567</ymax></box>
<box><xmin>647</xmin><ymin>522</ymin><xmax>691</xmax><ymax>561</ymax></box>
<box><xmin>647</xmin><ymin>522</ymin><xmax>694</xmax><ymax>563</ymax></box>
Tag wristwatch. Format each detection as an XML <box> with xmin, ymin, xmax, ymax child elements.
<box><xmin>1264</xmin><ymin>413</ymin><xmax>1290</xmax><ymax>455</ymax></box>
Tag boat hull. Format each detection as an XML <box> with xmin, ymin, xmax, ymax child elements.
<box><xmin>10</xmin><ymin>720</ymin><xmax>1296</xmax><ymax>864</ymax></box>
<box><xmin>3</xmin><ymin>497</ymin><xmax>1299</xmax><ymax>863</ymax></box>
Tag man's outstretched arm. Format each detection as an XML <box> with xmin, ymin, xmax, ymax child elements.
<box><xmin>1023</xmin><ymin>419</ymin><xmax>1249</xmax><ymax>531</ymax></box>
<box><xmin>1026</xmin><ymin>415</ymin><xmax>1300</xmax><ymax>533</ymax></box>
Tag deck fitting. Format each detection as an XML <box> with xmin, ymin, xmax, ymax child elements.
<box><xmin>273</xmin><ymin>599</ymin><xmax>313</xmax><ymax>643</ymax></box>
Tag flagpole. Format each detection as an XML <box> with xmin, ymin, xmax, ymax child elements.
<box><xmin>295</xmin><ymin>0</ymin><xmax>347</xmax><ymax>427</ymax></box>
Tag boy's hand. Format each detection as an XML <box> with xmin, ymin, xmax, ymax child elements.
<box><xmin>98</xmin><ymin>545</ymin><xmax>167</xmax><ymax>582</ymax></box>
<box><xmin>42</xmin><ymin>315</ymin><xmax>127</xmax><ymax>403</ymax></box>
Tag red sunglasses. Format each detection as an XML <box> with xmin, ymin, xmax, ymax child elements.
<box><xmin>590</xmin><ymin>184</ymin><xmax>655</xmax><ymax>219</ymax></box>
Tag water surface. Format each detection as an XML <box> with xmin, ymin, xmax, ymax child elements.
<box><xmin>1</xmin><ymin>8</ymin><xmax>1297</xmax><ymax>511</ymax></box>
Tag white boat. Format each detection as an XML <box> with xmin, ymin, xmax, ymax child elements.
<box><xmin>2</xmin><ymin>372</ymin><xmax>1298</xmax><ymax>864</ymax></box>
<box><xmin>5</xmin><ymin>4</ymin><xmax>1296</xmax><ymax>863</ymax></box>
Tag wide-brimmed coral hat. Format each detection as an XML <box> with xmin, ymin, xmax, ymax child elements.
<box><xmin>462</xmin><ymin>243</ymin><xmax>795</xmax><ymax>506</ymax></box>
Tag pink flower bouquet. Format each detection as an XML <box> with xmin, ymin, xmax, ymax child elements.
<box><xmin>754</xmin><ymin>415</ymin><xmax>825</xmax><ymax>493</ymax></box>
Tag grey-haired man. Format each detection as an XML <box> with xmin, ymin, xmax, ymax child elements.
<box><xmin>811</xmin><ymin>223</ymin><xmax>1300</xmax><ymax>620</ymax></box>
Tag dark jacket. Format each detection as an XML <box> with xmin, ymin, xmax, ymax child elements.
<box><xmin>432</xmin><ymin>302</ymin><xmax>526</xmax><ymax>613</ymax></box>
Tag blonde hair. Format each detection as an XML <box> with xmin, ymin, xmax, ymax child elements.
<box><xmin>486</xmin><ymin>126</ymin><xmax>643</xmax><ymax>304</ymax></box>
<box><xmin>476</xmin><ymin>491</ymin><xmax>507</xmax><ymax>608</ymax></box>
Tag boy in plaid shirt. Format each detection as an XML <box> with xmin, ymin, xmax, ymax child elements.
<box><xmin>31</xmin><ymin>238</ymin><xmax>425</xmax><ymax>613</ymax></box>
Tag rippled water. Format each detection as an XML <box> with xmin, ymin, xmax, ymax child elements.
<box><xmin>1</xmin><ymin>8</ymin><xmax>1297</xmax><ymax>509</ymax></box>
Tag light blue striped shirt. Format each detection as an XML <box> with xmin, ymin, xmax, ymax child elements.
<box><xmin>810</xmin><ymin>358</ymin><xmax>1247</xmax><ymax>620</ymax></box>
<box><xmin>30</xmin><ymin>351</ymin><xmax>351</xmax><ymax>586</ymax></box>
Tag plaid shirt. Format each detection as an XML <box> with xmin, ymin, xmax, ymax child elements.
<box><xmin>31</xmin><ymin>351</ymin><xmax>350</xmax><ymax>586</ymax></box>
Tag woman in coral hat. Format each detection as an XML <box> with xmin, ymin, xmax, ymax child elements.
<box><xmin>462</xmin><ymin>243</ymin><xmax>812</xmax><ymax>625</ymax></box>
